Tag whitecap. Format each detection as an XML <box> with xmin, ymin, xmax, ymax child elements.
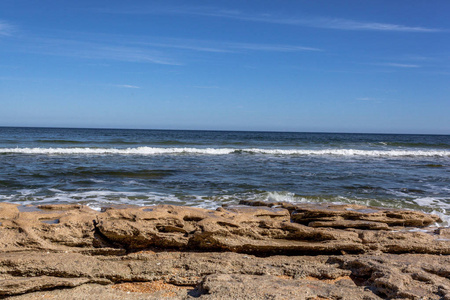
<box><xmin>1</xmin><ymin>147</ymin><xmax>449</xmax><ymax>157</ymax></box>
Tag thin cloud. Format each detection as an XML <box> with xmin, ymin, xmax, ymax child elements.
<box><xmin>116</xmin><ymin>84</ymin><xmax>140</xmax><ymax>89</ymax></box>
<box><xmin>379</xmin><ymin>63</ymin><xmax>420</xmax><ymax>68</ymax></box>
<box><xmin>192</xmin><ymin>85</ymin><xmax>220</xmax><ymax>89</ymax></box>
<box><xmin>308</xmin><ymin>18</ymin><xmax>440</xmax><ymax>32</ymax></box>
<box><xmin>403</xmin><ymin>55</ymin><xmax>436</xmax><ymax>61</ymax></box>
<box><xmin>19</xmin><ymin>37</ymin><xmax>181</xmax><ymax>65</ymax></box>
<box><xmin>210</xmin><ymin>11</ymin><xmax>441</xmax><ymax>32</ymax></box>
<box><xmin>45</xmin><ymin>31</ymin><xmax>322</xmax><ymax>54</ymax></box>
<box><xmin>6</xmin><ymin>28</ymin><xmax>321</xmax><ymax>68</ymax></box>
<box><xmin>226</xmin><ymin>42</ymin><xmax>322</xmax><ymax>52</ymax></box>
<box><xmin>0</xmin><ymin>20</ymin><xmax>14</xmax><ymax>36</ymax></box>
<box><xmin>140</xmin><ymin>41</ymin><xmax>234</xmax><ymax>53</ymax></box>
<box><xmin>356</xmin><ymin>97</ymin><xmax>381</xmax><ymax>103</ymax></box>
<box><xmin>132</xmin><ymin>38</ymin><xmax>322</xmax><ymax>53</ymax></box>
<box><xmin>102</xmin><ymin>7</ymin><xmax>442</xmax><ymax>33</ymax></box>
<box><xmin>220</xmin><ymin>11</ymin><xmax>441</xmax><ymax>32</ymax></box>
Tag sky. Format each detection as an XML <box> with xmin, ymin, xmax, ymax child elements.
<box><xmin>0</xmin><ymin>0</ymin><xmax>449</xmax><ymax>134</ymax></box>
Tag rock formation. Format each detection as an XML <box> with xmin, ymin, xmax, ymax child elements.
<box><xmin>0</xmin><ymin>201</ymin><xmax>449</xmax><ymax>299</ymax></box>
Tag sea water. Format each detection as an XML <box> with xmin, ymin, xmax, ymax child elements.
<box><xmin>0</xmin><ymin>127</ymin><xmax>449</xmax><ymax>225</ymax></box>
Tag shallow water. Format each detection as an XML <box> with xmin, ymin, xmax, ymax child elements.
<box><xmin>0</xmin><ymin>127</ymin><xmax>449</xmax><ymax>225</ymax></box>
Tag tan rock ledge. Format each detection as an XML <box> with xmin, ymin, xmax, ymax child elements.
<box><xmin>0</xmin><ymin>201</ymin><xmax>449</xmax><ymax>299</ymax></box>
<box><xmin>0</xmin><ymin>201</ymin><xmax>446</xmax><ymax>255</ymax></box>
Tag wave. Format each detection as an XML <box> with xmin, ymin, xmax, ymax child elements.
<box><xmin>377</xmin><ymin>141</ymin><xmax>450</xmax><ymax>149</ymax></box>
<box><xmin>1</xmin><ymin>147</ymin><xmax>449</xmax><ymax>157</ymax></box>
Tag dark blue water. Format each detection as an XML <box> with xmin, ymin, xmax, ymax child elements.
<box><xmin>0</xmin><ymin>127</ymin><xmax>449</xmax><ymax>224</ymax></box>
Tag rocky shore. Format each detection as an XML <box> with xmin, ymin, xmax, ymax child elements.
<box><xmin>0</xmin><ymin>201</ymin><xmax>449</xmax><ymax>299</ymax></box>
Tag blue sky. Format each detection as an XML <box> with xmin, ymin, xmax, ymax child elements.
<box><xmin>0</xmin><ymin>0</ymin><xmax>449</xmax><ymax>134</ymax></box>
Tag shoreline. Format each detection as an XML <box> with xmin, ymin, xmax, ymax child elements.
<box><xmin>1</xmin><ymin>200</ymin><xmax>449</xmax><ymax>299</ymax></box>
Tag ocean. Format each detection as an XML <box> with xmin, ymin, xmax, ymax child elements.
<box><xmin>1</xmin><ymin>127</ymin><xmax>449</xmax><ymax>225</ymax></box>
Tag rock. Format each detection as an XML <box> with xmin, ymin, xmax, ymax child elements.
<box><xmin>436</xmin><ymin>228</ymin><xmax>450</xmax><ymax>240</ymax></box>
<box><xmin>0</xmin><ymin>203</ymin><xmax>20</xmax><ymax>227</ymax></box>
<box><xmin>0</xmin><ymin>202</ymin><xmax>448</xmax><ymax>255</ymax></box>
<box><xmin>0</xmin><ymin>276</ymin><xmax>109</xmax><ymax>297</ymax></box>
<box><xmin>0</xmin><ymin>201</ymin><xmax>449</xmax><ymax>299</ymax></box>
<box><xmin>239</xmin><ymin>201</ymin><xmax>441</xmax><ymax>227</ymax></box>
<box><xmin>2</xmin><ymin>251</ymin><xmax>449</xmax><ymax>299</ymax></box>
<box><xmin>308</xmin><ymin>220</ymin><xmax>390</xmax><ymax>230</ymax></box>
<box><xmin>197</xmin><ymin>273</ymin><xmax>382</xmax><ymax>300</ymax></box>
<box><xmin>334</xmin><ymin>254</ymin><xmax>450</xmax><ymax>300</ymax></box>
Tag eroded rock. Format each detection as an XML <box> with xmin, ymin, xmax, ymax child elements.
<box><xmin>0</xmin><ymin>201</ymin><xmax>449</xmax><ymax>299</ymax></box>
<box><xmin>1</xmin><ymin>251</ymin><xmax>449</xmax><ymax>299</ymax></box>
<box><xmin>0</xmin><ymin>202</ymin><xmax>448</xmax><ymax>255</ymax></box>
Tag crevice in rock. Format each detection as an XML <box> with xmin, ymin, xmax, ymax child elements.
<box><xmin>349</xmin><ymin>274</ymin><xmax>370</xmax><ymax>286</ymax></box>
<box><xmin>183</xmin><ymin>216</ymin><xmax>204</xmax><ymax>222</ymax></box>
<box><xmin>92</xmin><ymin>218</ymin><xmax>125</xmax><ymax>251</ymax></box>
<box><xmin>422</xmin><ymin>266</ymin><xmax>450</xmax><ymax>279</ymax></box>
<box><xmin>0</xmin><ymin>277</ymin><xmax>111</xmax><ymax>297</ymax></box>
<box><xmin>0</xmin><ymin>285</ymin><xmax>76</xmax><ymax>298</ymax></box>
<box><xmin>186</xmin><ymin>283</ymin><xmax>208</xmax><ymax>298</ymax></box>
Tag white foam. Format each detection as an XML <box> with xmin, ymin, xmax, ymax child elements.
<box><xmin>266</xmin><ymin>191</ymin><xmax>297</xmax><ymax>202</ymax></box>
<box><xmin>431</xmin><ymin>210</ymin><xmax>449</xmax><ymax>227</ymax></box>
<box><xmin>3</xmin><ymin>189</ymin><xmax>449</xmax><ymax>226</ymax></box>
<box><xmin>18</xmin><ymin>188</ymin><xmax>41</xmax><ymax>196</ymax></box>
<box><xmin>245</xmin><ymin>148</ymin><xmax>450</xmax><ymax>157</ymax></box>
<box><xmin>4</xmin><ymin>189</ymin><xmax>226</xmax><ymax>210</ymax></box>
<box><xmin>260</xmin><ymin>193</ymin><xmax>450</xmax><ymax>227</ymax></box>
<box><xmin>123</xmin><ymin>180</ymin><xmax>145</xmax><ymax>186</ymax></box>
<box><xmin>0</xmin><ymin>147</ymin><xmax>233</xmax><ymax>155</ymax></box>
<box><xmin>414</xmin><ymin>197</ymin><xmax>450</xmax><ymax>210</ymax></box>
<box><xmin>1</xmin><ymin>147</ymin><xmax>449</xmax><ymax>157</ymax></box>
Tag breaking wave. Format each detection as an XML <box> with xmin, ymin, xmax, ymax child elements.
<box><xmin>1</xmin><ymin>147</ymin><xmax>449</xmax><ymax>157</ymax></box>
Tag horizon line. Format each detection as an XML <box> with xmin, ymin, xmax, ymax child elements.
<box><xmin>0</xmin><ymin>125</ymin><xmax>448</xmax><ymax>136</ymax></box>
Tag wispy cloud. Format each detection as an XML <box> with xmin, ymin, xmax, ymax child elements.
<box><xmin>138</xmin><ymin>41</ymin><xmax>233</xmax><ymax>53</ymax></box>
<box><xmin>206</xmin><ymin>11</ymin><xmax>441</xmax><ymax>32</ymax></box>
<box><xmin>192</xmin><ymin>85</ymin><xmax>220</xmax><ymax>89</ymax></box>
<box><xmin>400</xmin><ymin>55</ymin><xmax>436</xmax><ymax>62</ymax></box>
<box><xmin>0</xmin><ymin>20</ymin><xmax>14</xmax><ymax>36</ymax></box>
<box><xmin>30</xmin><ymin>31</ymin><xmax>321</xmax><ymax>56</ymax></box>
<box><xmin>102</xmin><ymin>7</ymin><xmax>442</xmax><ymax>33</ymax></box>
<box><xmin>165</xmin><ymin>41</ymin><xmax>320</xmax><ymax>52</ymax></box>
<box><xmin>129</xmin><ymin>37</ymin><xmax>322</xmax><ymax>53</ymax></box>
<box><xmin>305</xmin><ymin>18</ymin><xmax>440</xmax><ymax>32</ymax></box>
<box><xmin>379</xmin><ymin>63</ymin><xmax>420</xmax><ymax>68</ymax></box>
<box><xmin>225</xmin><ymin>42</ymin><xmax>321</xmax><ymax>52</ymax></box>
<box><xmin>355</xmin><ymin>97</ymin><xmax>382</xmax><ymax>103</ymax></box>
<box><xmin>116</xmin><ymin>84</ymin><xmax>140</xmax><ymax>89</ymax></box>
<box><xmin>6</xmin><ymin>29</ymin><xmax>321</xmax><ymax>67</ymax></box>
<box><xmin>19</xmin><ymin>37</ymin><xmax>181</xmax><ymax>65</ymax></box>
